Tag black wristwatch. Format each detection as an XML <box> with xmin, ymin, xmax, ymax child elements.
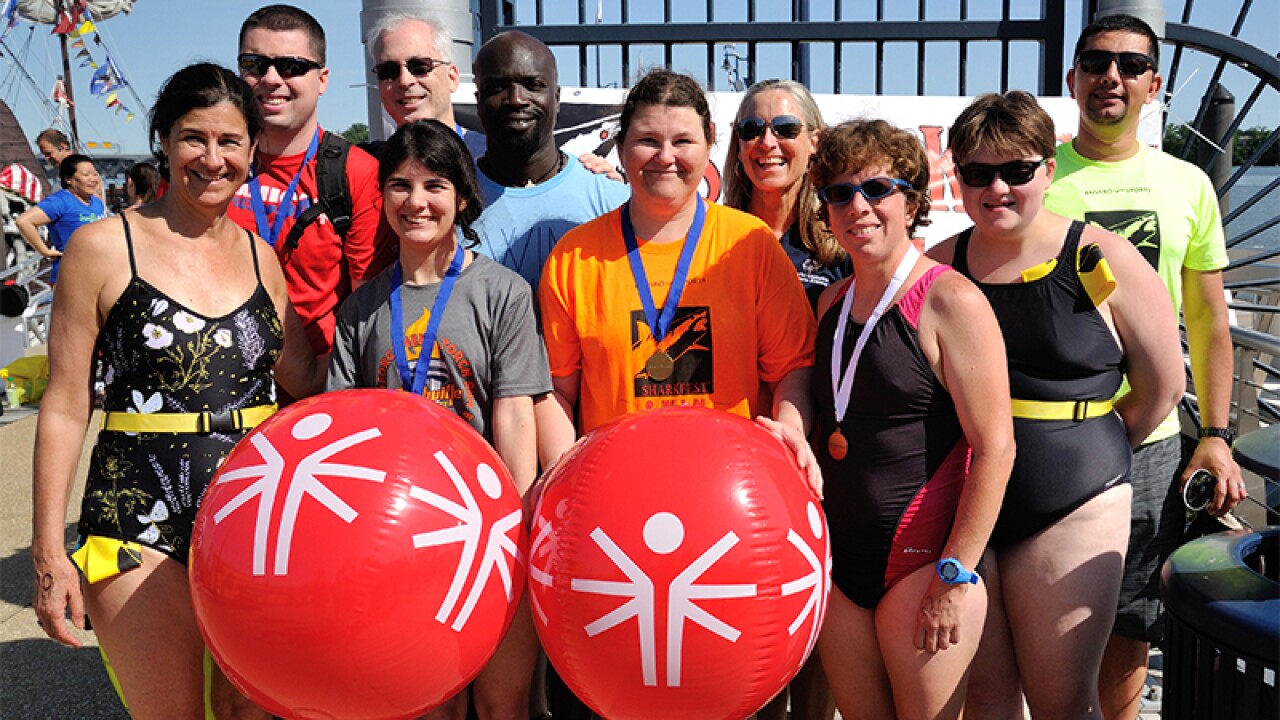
<box><xmin>1198</xmin><ymin>426</ymin><xmax>1237</xmax><ymax>444</ymax></box>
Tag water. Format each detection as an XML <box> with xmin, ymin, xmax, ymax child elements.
<box><xmin>1226</xmin><ymin>166</ymin><xmax>1279</xmax><ymax>251</ymax></box>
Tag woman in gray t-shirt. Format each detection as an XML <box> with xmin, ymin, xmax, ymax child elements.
<box><xmin>326</xmin><ymin>119</ymin><xmax>551</xmax><ymax>720</ymax></box>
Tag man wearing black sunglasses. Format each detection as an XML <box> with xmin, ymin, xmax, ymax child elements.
<box><xmin>228</xmin><ymin>5</ymin><xmax>392</xmax><ymax>372</ymax></box>
<box><xmin>1048</xmin><ymin>13</ymin><xmax>1242</xmax><ymax>719</ymax></box>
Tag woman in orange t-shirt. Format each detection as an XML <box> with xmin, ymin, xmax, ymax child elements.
<box><xmin>536</xmin><ymin>69</ymin><xmax>820</xmax><ymax>494</ymax></box>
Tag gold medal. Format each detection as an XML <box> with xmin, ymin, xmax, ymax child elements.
<box><xmin>645</xmin><ymin>351</ymin><xmax>675</xmax><ymax>382</ymax></box>
<box><xmin>828</xmin><ymin>429</ymin><xmax>848</xmax><ymax>461</ymax></box>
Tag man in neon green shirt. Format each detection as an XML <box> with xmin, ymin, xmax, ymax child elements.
<box><xmin>1044</xmin><ymin>13</ymin><xmax>1246</xmax><ymax>719</ymax></box>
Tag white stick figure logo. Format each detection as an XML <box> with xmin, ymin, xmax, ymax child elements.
<box><xmin>571</xmin><ymin>512</ymin><xmax>757</xmax><ymax>688</ymax></box>
<box><xmin>780</xmin><ymin>502</ymin><xmax>830</xmax><ymax>653</ymax></box>
<box><xmin>408</xmin><ymin>451</ymin><xmax>523</xmax><ymax>632</ymax></box>
<box><xmin>211</xmin><ymin>413</ymin><xmax>386</xmax><ymax>576</ymax></box>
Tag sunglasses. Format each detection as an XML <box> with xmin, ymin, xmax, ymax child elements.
<box><xmin>237</xmin><ymin>53</ymin><xmax>323</xmax><ymax>79</ymax></box>
<box><xmin>1075</xmin><ymin>49</ymin><xmax>1155</xmax><ymax>77</ymax></box>
<box><xmin>955</xmin><ymin>159</ymin><xmax>1048</xmax><ymax>188</ymax></box>
<box><xmin>817</xmin><ymin>177</ymin><xmax>912</xmax><ymax>205</ymax></box>
<box><xmin>373</xmin><ymin>57</ymin><xmax>452</xmax><ymax>82</ymax></box>
<box><xmin>735</xmin><ymin>115</ymin><xmax>805</xmax><ymax>141</ymax></box>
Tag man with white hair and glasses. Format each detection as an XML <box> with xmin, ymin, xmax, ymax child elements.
<box><xmin>366</xmin><ymin>12</ymin><xmax>486</xmax><ymax>157</ymax></box>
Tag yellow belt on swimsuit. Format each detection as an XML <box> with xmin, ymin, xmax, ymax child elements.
<box><xmin>1010</xmin><ymin>398</ymin><xmax>1114</xmax><ymax>422</ymax></box>
<box><xmin>100</xmin><ymin>404</ymin><xmax>277</xmax><ymax>434</ymax></box>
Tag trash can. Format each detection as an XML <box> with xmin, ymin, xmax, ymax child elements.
<box><xmin>1161</xmin><ymin>527</ymin><xmax>1278</xmax><ymax>719</ymax></box>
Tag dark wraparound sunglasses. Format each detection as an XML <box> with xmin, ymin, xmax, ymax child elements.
<box><xmin>237</xmin><ymin>53</ymin><xmax>324</xmax><ymax>79</ymax></box>
<box><xmin>735</xmin><ymin>115</ymin><xmax>805</xmax><ymax>141</ymax></box>
<box><xmin>1075</xmin><ymin>49</ymin><xmax>1155</xmax><ymax>77</ymax></box>
<box><xmin>373</xmin><ymin>57</ymin><xmax>452</xmax><ymax>82</ymax></box>
<box><xmin>817</xmin><ymin>177</ymin><xmax>912</xmax><ymax>205</ymax></box>
<box><xmin>955</xmin><ymin>158</ymin><xmax>1048</xmax><ymax>188</ymax></box>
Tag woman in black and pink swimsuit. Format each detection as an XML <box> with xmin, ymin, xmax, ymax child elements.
<box><xmin>810</xmin><ymin>119</ymin><xmax>1015</xmax><ymax>720</ymax></box>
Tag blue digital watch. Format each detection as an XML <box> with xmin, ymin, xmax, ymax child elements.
<box><xmin>936</xmin><ymin>557</ymin><xmax>980</xmax><ymax>585</ymax></box>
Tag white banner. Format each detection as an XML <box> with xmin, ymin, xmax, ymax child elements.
<box><xmin>454</xmin><ymin>84</ymin><xmax>1163</xmax><ymax>246</ymax></box>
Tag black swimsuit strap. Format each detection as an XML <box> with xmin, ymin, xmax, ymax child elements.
<box><xmin>246</xmin><ymin>228</ymin><xmax>263</xmax><ymax>284</ymax></box>
<box><xmin>1062</xmin><ymin>220</ymin><xmax>1085</xmax><ymax>261</ymax></box>
<box><xmin>951</xmin><ymin>227</ymin><xmax>974</xmax><ymax>276</ymax></box>
<box><xmin>119</xmin><ymin>213</ymin><xmax>138</xmax><ymax>278</ymax></box>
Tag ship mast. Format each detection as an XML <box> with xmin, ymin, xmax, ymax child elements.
<box><xmin>57</xmin><ymin>0</ymin><xmax>79</xmax><ymax>147</ymax></box>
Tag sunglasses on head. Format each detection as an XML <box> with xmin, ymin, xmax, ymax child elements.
<box><xmin>1075</xmin><ymin>49</ymin><xmax>1154</xmax><ymax>77</ymax></box>
<box><xmin>817</xmin><ymin>177</ymin><xmax>912</xmax><ymax>205</ymax></box>
<box><xmin>373</xmin><ymin>57</ymin><xmax>451</xmax><ymax>82</ymax></box>
<box><xmin>237</xmin><ymin>53</ymin><xmax>323</xmax><ymax>79</ymax></box>
<box><xmin>735</xmin><ymin>115</ymin><xmax>805</xmax><ymax>141</ymax></box>
<box><xmin>955</xmin><ymin>158</ymin><xmax>1048</xmax><ymax>188</ymax></box>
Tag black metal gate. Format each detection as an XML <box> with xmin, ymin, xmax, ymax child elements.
<box><xmin>478</xmin><ymin>0</ymin><xmax>1070</xmax><ymax>96</ymax></box>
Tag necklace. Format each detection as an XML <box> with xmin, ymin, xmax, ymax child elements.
<box><xmin>523</xmin><ymin>151</ymin><xmax>565</xmax><ymax>187</ymax></box>
<box><xmin>482</xmin><ymin>151</ymin><xmax>565</xmax><ymax>188</ymax></box>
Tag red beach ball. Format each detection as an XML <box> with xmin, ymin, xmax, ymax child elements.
<box><xmin>529</xmin><ymin>407</ymin><xmax>830</xmax><ymax>720</ymax></box>
<box><xmin>190</xmin><ymin>390</ymin><xmax>526</xmax><ymax>720</ymax></box>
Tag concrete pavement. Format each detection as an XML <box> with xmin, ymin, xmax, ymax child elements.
<box><xmin>0</xmin><ymin>411</ymin><xmax>127</xmax><ymax>719</ymax></box>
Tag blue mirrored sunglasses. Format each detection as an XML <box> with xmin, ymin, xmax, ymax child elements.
<box><xmin>817</xmin><ymin>177</ymin><xmax>912</xmax><ymax>205</ymax></box>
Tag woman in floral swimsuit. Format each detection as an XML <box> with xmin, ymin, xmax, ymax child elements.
<box><xmin>31</xmin><ymin>63</ymin><xmax>321</xmax><ymax>718</ymax></box>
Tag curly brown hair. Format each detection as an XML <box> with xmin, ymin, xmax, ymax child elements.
<box><xmin>809</xmin><ymin>119</ymin><xmax>932</xmax><ymax>235</ymax></box>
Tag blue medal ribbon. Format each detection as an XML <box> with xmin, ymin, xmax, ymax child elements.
<box><xmin>621</xmin><ymin>197</ymin><xmax>706</xmax><ymax>345</ymax></box>
<box><xmin>248</xmin><ymin>129</ymin><xmax>320</xmax><ymax>248</ymax></box>
<box><xmin>389</xmin><ymin>243</ymin><xmax>465</xmax><ymax>395</ymax></box>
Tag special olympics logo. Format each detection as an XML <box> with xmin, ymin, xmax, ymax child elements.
<box><xmin>531</xmin><ymin>503</ymin><xmax>827</xmax><ymax>687</ymax></box>
<box><xmin>208</xmin><ymin>412</ymin><xmax>522</xmax><ymax>634</ymax></box>
<box><xmin>211</xmin><ymin>413</ymin><xmax>386</xmax><ymax>577</ymax></box>
<box><xmin>407</xmin><ymin>452</ymin><xmax>523</xmax><ymax>632</ymax></box>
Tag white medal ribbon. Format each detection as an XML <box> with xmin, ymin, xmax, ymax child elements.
<box><xmin>831</xmin><ymin>244</ymin><xmax>921</xmax><ymax>424</ymax></box>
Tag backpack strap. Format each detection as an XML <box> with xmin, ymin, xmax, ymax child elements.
<box><xmin>282</xmin><ymin>130</ymin><xmax>353</xmax><ymax>252</ymax></box>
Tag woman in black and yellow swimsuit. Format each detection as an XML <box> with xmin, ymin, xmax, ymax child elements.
<box><xmin>928</xmin><ymin>91</ymin><xmax>1184</xmax><ymax>719</ymax></box>
<box><xmin>31</xmin><ymin>64</ymin><xmax>321</xmax><ymax>718</ymax></box>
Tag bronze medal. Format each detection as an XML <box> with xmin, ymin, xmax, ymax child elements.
<box><xmin>828</xmin><ymin>429</ymin><xmax>849</xmax><ymax>461</ymax></box>
<box><xmin>646</xmin><ymin>351</ymin><xmax>675</xmax><ymax>382</ymax></box>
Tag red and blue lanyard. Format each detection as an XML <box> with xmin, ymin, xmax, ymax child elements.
<box><xmin>248</xmin><ymin>129</ymin><xmax>320</xmax><ymax>248</ymax></box>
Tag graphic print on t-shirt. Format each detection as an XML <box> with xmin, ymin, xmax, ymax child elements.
<box><xmin>631</xmin><ymin>306</ymin><xmax>714</xmax><ymax>399</ymax></box>
<box><xmin>232</xmin><ymin>185</ymin><xmax>320</xmax><ymax>225</ymax></box>
<box><xmin>376</xmin><ymin>308</ymin><xmax>479</xmax><ymax>423</ymax></box>
<box><xmin>1085</xmin><ymin>209</ymin><xmax>1161</xmax><ymax>270</ymax></box>
<box><xmin>478</xmin><ymin>220</ymin><xmax>578</xmax><ymax>286</ymax></box>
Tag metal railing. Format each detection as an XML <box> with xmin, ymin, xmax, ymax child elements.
<box><xmin>0</xmin><ymin>255</ymin><xmax>52</xmax><ymax>353</ymax></box>
<box><xmin>480</xmin><ymin>0</ymin><xmax>1071</xmax><ymax>94</ymax></box>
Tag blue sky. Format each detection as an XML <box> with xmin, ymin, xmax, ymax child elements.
<box><xmin>2</xmin><ymin>0</ymin><xmax>1275</xmax><ymax>156</ymax></box>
